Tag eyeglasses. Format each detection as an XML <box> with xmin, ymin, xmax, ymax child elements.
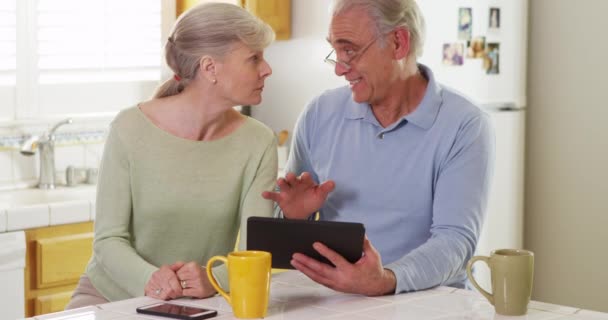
<box><xmin>324</xmin><ymin>35</ymin><xmax>381</xmax><ymax>70</ymax></box>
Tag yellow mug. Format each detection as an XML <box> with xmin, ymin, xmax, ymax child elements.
<box><xmin>467</xmin><ymin>249</ymin><xmax>534</xmax><ymax>316</ymax></box>
<box><xmin>206</xmin><ymin>251</ymin><xmax>271</xmax><ymax>319</ymax></box>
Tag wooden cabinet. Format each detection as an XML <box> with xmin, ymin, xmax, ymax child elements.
<box><xmin>176</xmin><ymin>0</ymin><xmax>291</xmax><ymax>40</ymax></box>
<box><xmin>24</xmin><ymin>222</ymin><xmax>94</xmax><ymax>317</ymax></box>
<box><xmin>244</xmin><ymin>0</ymin><xmax>291</xmax><ymax>40</ymax></box>
<box><xmin>177</xmin><ymin>0</ymin><xmax>244</xmax><ymax>15</ymax></box>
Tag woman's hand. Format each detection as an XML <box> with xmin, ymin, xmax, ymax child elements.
<box><xmin>173</xmin><ymin>261</ymin><xmax>217</xmax><ymax>298</ymax></box>
<box><xmin>144</xmin><ymin>265</ymin><xmax>183</xmax><ymax>300</ymax></box>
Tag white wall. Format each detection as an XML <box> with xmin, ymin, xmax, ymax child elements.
<box><xmin>253</xmin><ymin>0</ymin><xmax>346</xmax><ymax>138</ymax></box>
<box><xmin>526</xmin><ymin>0</ymin><xmax>608</xmax><ymax>312</ymax></box>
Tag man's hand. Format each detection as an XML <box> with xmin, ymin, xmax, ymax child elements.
<box><xmin>290</xmin><ymin>236</ymin><xmax>397</xmax><ymax>296</ymax></box>
<box><xmin>262</xmin><ymin>172</ymin><xmax>335</xmax><ymax>219</ymax></box>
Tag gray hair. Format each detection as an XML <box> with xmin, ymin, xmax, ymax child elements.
<box><xmin>154</xmin><ymin>3</ymin><xmax>275</xmax><ymax>98</ymax></box>
<box><xmin>331</xmin><ymin>0</ymin><xmax>426</xmax><ymax>59</ymax></box>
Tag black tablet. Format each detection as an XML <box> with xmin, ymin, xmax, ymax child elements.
<box><xmin>247</xmin><ymin>217</ymin><xmax>365</xmax><ymax>269</ymax></box>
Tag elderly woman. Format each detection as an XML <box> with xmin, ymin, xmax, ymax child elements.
<box><xmin>66</xmin><ymin>2</ymin><xmax>277</xmax><ymax>308</ymax></box>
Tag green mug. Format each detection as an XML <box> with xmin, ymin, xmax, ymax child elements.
<box><xmin>466</xmin><ymin>249</ymin><xmax>534</xmax><ymax>316</ymax></box>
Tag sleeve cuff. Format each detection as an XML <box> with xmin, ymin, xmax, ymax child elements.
<box><xmin>385</xmin><ymin>262</ymin><xmax>415</xmax><ymax>294</ymax></box>
<box><xmin>128</xmin><ymin>264</ymin><xmax>157</xmax><ymax>297</ymax></box>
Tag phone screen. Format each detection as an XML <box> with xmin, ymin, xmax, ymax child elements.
<box><xmin>137</xmin><ymin>303</ymin><xmax>217</xmax><ymax>319</ymax></box>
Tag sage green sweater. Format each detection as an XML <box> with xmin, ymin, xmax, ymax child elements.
<box><xmin>85</xmin><ymin>106</ymin><xmax>277</xmax><ymax>301</ymax></box>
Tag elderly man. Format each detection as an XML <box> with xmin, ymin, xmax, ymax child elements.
<box><xmin>263</xmin><ymin>0</ymin><xmax>494</xmax><ymax>296</ymax></box>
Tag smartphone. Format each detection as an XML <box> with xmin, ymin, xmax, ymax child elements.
<box><xmin>136</xmin><ymin>302</ymin><xmax>217</xmax><ymax>320</ymax></box>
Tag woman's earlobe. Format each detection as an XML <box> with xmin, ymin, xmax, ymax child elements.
<box><xmin>199</xmin><ymin>56</ymin><xmax>218</xmax><ymax>84</ymax></box>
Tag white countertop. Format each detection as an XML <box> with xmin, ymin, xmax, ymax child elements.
<box><xmin>0</xmin><ymin>171</ymin><xmax>289</xmax><ymax>233</ymax></box>
<box><xmin>29</xmin><ymin>270</ymin><xmax>608</xmax><ymax>320</ymax></box>
<box><xmin>0</xmin><ymin>185</ymin><xmax>96</xmax><ymax>232</ymax></box>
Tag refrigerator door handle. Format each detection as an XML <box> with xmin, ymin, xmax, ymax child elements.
<box><xmin>482</xmin><ymin>102</ymin><xmax>525</xmax><ymax>111</ymax></box>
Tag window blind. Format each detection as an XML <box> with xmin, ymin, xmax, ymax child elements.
<box><xmin>37</xmin><ymin>0</ymin><xmax>161</xmax><ymax>84</ymax></box>
<box><xmin>0</xmin><ymin>0</ymin><xmax>16</xmax><ymax>120</ymax></box>
<box><xmin>0</xmin><ymin>0</ymin><xmax>164</xmax><ymax>120</ymax></box>
<box><xmin>0</xmin><ymin>0</ymin><xmax>16</xmax><ymax>85</ymax></box>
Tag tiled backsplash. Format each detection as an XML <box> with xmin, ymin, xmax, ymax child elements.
<box><xmin>0</xmin><ymin>130</ymin><xmax>107</xmax><ymax>190</ymax></box>
<box><xmin>0</xmin><ymin>130</ymin><xmax>106</xmax><ymax>150</ymax></box>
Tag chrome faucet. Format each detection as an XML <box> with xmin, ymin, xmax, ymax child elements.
<box><xmin>20</xmin><ymin>118</ymin><xmax>73</xmax><ymax>189</ymax></box>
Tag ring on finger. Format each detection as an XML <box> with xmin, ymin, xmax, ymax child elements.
<box><xmin>181</xmin><ymin>280</ymin><xmax>187</xmax><ymax>289</ymax></box>
<box><xmin>154</xmin><ymin>288</ymin><xmax>163</xmax><ymax>295</ymax></box>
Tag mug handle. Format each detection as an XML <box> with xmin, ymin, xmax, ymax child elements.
<box><xmin>206</xmin><ymin>256</ymin><xmax>231</xmax><ymax>305</ymax></box>
<box><xmin>466</xmin><ymin>256</ymin><xmax>494</xmax><ymax>305</ymax></box>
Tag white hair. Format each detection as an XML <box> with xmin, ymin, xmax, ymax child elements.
<box><xmin>154</xmin><ymin>3</ymin><xmax>275</xmax><ymax>98</ymax></box>
<box><xmin>331</xmin><ymin>0</ymin><xmax>426</xmax><ymax>59</ymax></box>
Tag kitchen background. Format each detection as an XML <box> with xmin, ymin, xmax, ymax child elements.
<box><xmin>0</xmin><ymin>0</ymin><xmax>606</xmax><ymax>316</ymax></box>
<box><xmin>260</xmin><ymin>0</ymin><xmax>608</xmax><ymax>312</ymax></box>
<box><xmin>261</xmin><ymin>0</ymin><xmax>608</xmax><ymax>311</ymax></box>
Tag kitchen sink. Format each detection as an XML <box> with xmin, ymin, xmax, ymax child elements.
<box><xmin>0</xmin><ymin>185</ymin><xmax>97</xmax><ymax>207</ymax></box>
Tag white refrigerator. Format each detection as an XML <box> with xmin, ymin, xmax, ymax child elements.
<box><xmin>417</xmin><ymin>0</ymin><xmax>528</xmax><ymax>291</ymax></box>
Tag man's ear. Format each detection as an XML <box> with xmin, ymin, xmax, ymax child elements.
<box><xmin>392</xmin><ymin>27</ymin><xmax>411</xmax><ymax>60</ymax></box>
<box><xmin>199</xmin><ymin>56</ymin><xmax>217</xmax><ymax>83</ymax></box>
